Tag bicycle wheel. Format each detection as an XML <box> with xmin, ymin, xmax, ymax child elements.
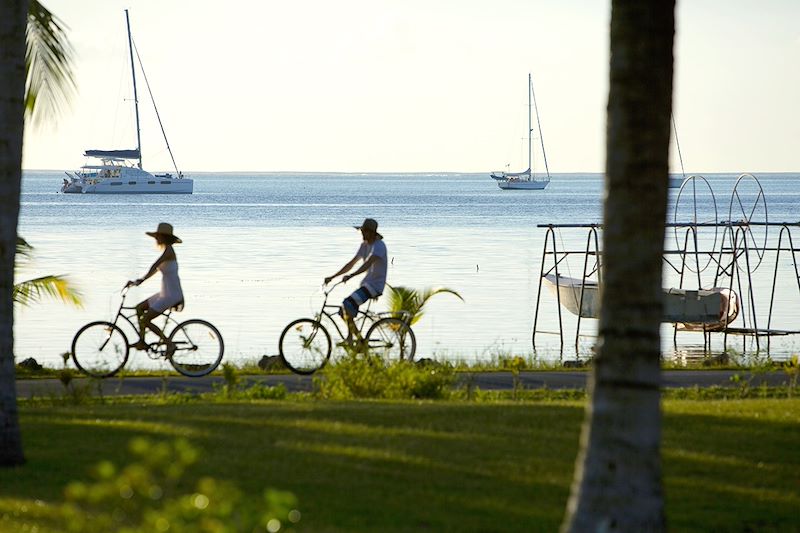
<box><xmin>365</xmin><ymin>317</ymin><xmax>416</xmax><ymax>362</ymax></box>
<box><xmin>279</xmin><ymin>318</ymin><xmax>332</xmax><ymax>375</ymax></box>
<box><xmin>168</xmin><ymin>319</ymin><xmax>224</xmax><ymax>377</ymax></box>
<box><xmin>71</xmin><ymin>321</ymin><xmax>130</xmax><ymax>378</ymax></box>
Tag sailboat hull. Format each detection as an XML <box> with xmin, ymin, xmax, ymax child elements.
<box><xmin>498</xmin><ymin>179</ymin><xmax>549</xmax><ymax>190</ymax></box>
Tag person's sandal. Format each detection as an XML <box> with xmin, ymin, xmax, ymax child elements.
<box><xmin>131</xmin><ymin>340</ymin><xmax>149</xmax><ymax>351</ymax></box>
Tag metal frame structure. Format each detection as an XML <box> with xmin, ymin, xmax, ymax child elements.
<box><xmin>532</xmin><ymin>175</ymin><xmax>800</xmax><ymax>358</ymax></box>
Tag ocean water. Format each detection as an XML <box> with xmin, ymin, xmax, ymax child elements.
<box><xmin>16</xmin><ymin>170</ymin><xmax>800</xmax><ymax>369</ymax></box>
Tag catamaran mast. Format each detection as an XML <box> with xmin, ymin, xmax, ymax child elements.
<box><xmin>125</xmin><ymin>9</ymin><xmax>142</xmax><ymax>169</ymax></box>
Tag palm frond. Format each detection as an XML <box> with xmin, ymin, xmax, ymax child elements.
<box><xmin>418</xmin><ymin>287</ymin><xmax>464</xmax><ymax>307</ymax></box>
<box><xmin>16</xmin><ymin>236</ymin><xmax>33</xmax><ymax>266</ymax></box>
<box><xmin>16</xmin><ymin>236</ymin><xmax>33</xmax><ymax>256</ymax></box>
<box><xmin>386</xmin><ymin>285</ymin><xmax>417</xmax><ymax>313</ymax></box>
<box><xmin>13</xmin><ymin>275</ymin><xmax>83</xmax><ymax>308</ymax></box>
<box><xmin>385</xmin><ymin>285</ymin><xmax>463</xmax><ymax>325</ymax></box>
<box><xmin>25</xmin><ymin>0</ymin><xmax>76</xmax><ymax>127</ymax></box>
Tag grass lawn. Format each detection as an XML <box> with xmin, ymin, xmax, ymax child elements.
<box><xmin>1</xmin><ymin>398</ymin><xmax>798</xmax><ymax>532</ymax></box>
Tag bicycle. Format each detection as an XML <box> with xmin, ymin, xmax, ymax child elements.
<box><xmin>278</xmin><ymin>280</ymin><xmax>416</xmax><ymax>375</ymax></box>
<box><xmin>70</xmin><ymin>285</ymin><xmax>224</xmax><ymax>378</ymax></box>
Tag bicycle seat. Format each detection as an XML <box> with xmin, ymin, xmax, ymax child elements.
<box><xmin>171</xmin><ymin>299</ymin><xmax>185</xmax><ymax>312</ymax></box>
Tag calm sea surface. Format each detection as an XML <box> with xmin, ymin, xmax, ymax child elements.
<box><xmin>17</xmin><ymin>171</ymin><xmax>800</xmax><ymax>368</ymax></box>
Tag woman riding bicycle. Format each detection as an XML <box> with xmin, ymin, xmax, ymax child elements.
<box><xmin>127</xmin><ymin>222</ymin><xmax>184</xmax><ymax>356</ymax></box>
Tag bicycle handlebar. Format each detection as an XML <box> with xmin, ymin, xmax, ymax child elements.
<box><xmin>323</xmin><ymin>279</ymin><xmax>347</xmax><ymax>295</ymax></box>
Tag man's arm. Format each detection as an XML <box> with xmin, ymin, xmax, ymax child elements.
<box><xmin>324</xmin><ymin>255</ymin><xmax>360</xmax><ymax>285</ymax></box>
<box><xmin>343</xmin><ymin>255</ymin><xmax>378</xmax><ymax>282</ymax></box>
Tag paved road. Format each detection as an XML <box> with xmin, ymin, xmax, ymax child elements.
<box><xmin>15</xmin><ymin>370</ymin><xmax>792</xmax><ymax>398</ymax></box>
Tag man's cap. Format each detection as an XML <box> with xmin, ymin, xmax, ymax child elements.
<box><xmin>354</xmin><ymin>218</ymin><xmax>382</xmax><ymax>239</ymax></box>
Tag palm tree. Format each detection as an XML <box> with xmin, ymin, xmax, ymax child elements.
<box><xmin>385</xmin><ymin>285</ymin><xmax>463</xmax><ymax>326</ymax></box>
<box><xmin>561</xmin><ymin>1</ymin><xmax>675</xmax><ymax>530</ymax></box>
<box><xmin>1</xmin><ymin>0</ymin><xmax>74</xmax><ymax>466</ymax></box>
<box><xmin>14</xmin><ymin>237</ymin><xmax>81</xmax><ymax>307</ymax></box>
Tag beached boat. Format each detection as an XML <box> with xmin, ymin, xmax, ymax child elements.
<box><xmin>61</xmin><ymin>10</ymin><xmax>192</xmax><ymax>195</ymax></box>
<box><xmin>542</xmin><ymin>273</ymin><xmax>739</xmax><ymax>330</ymax></box>
<box><xmin>491</xmin><ymin>74</ymin><xmax>550</xmax><ymax>190</ymax></box>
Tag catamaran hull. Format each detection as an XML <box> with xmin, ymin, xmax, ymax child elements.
<box><xmin>498</xmin><ymin>179</ymin><xmax>549</xmax><ymax>190</ymax></box>
<box><xmin>82</xmin><ymin>179</ymin><xmax>193</xmax><ymax>194</ymax></box>
<box><xmin>61</xmin><ymin>183</ymin><xmax>83</xmax><ymax>193</ymax></box>
<box><xmin>61</xmin><ymin>178</ymin><xmax>193</xmax><ymax>194</ymax></box>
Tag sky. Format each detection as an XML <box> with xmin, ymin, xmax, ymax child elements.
<box><xmin>21</xmin><ymin>0</ymin><xmax>800</xmax><ymax>173</ymax></box>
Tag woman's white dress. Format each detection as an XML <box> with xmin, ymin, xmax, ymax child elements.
<box><xmin>147</xmin><ymin>260</ymin><xmax>183</xmax><ymax>313</ymax></box>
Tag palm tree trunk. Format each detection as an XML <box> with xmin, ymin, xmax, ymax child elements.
<box><xmin>562</xmin><ymin>1</ymin><xmax>674</xmax><ymax>530</ymax></box>
<box><xmin>0</xmin><ymin>0</ymin><xmax>29</xmax><ymax>466</ymax></box>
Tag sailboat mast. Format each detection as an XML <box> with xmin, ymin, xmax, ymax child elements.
<box><xmin>527</xmin><ymin>73</ymin><xmax>532</xmax><ymax>173</ymax></box>
<box><xmin>530</xmin><ymin>73</ymin><xmax>550</xmax><ymax>178</ymax></box>
<box><xmin>125</xmin><ymin>9</ymin><xmax>142</xmax><ymax>169</ymax></box>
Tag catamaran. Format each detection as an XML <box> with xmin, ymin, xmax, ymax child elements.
<box><xmin>61</xmin><ymin>10</ymin><xmax>192</xmax><ymax>194</ymax></box>
<box><xmin>491</xmin><ymin>73</ymin><xmax>550</xmax><ymax>190</ymax></box>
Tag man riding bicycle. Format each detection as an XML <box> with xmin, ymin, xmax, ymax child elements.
<box><xmin>324</xmin><ymin>218</ymin><xmax>388</xmax><ymax>345</ymax></box>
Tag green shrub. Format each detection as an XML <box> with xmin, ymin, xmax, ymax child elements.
<box><xmin>237</xmin><ymin>382</ymin><xmax>288</xmax><ymax>400</ymax></box>
<box><xmin>63</xmin><ymin>438</ymin><xmax>299</xmax><ymax>532</ymax></box>
<box><xmin>316</xmin><ymin>355</ymin><xmax>455</xmax><ymax>400</ymax></box>
<box><xmin>215</xmin><ymin>362</ymin><xmax>287</xmax><ymax>400</ymax></box>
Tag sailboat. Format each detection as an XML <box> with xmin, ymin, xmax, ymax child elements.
<box><xmin>61</xmin><ymin>10</ymin><xmax>192</xmax><ymax>194</ymax></box>
<box><xmin>668</xmin><ymin>114</ymin><xmax>686</xmax><ymax>189</ymax></box>
<box><xmin>491</xmin><ymin>73</ymin><xmax>550</xmax><ymax>190</ymax></box>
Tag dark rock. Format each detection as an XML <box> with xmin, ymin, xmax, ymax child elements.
<box><xmin>702</xmin><ymin>352</ymin><xmax>730</xmax><ymax>366</ymax></box>
<box><xmin>258</xmin><ymin>355</ymin><xmax>284</xmax><ymax>371</ymax></box>
<box><xmin>18</xmin><ymin>357</ymin><xmax>42</xmax><ymax>371</ymax></box>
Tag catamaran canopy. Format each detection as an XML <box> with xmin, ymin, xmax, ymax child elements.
<box><xmin>84</xmin><ymin>149</ymin><xmax>140</xmax><ymax>159</ymax></box>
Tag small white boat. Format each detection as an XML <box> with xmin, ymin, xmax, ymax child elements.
<box><xmin>61</xmin><ymin>10</ymin><xmax>192</xmax><ymax>195</ymax></box>
<box><xmin>491</xmin><ymin>73</ymin><xmax>550</xmax><ymax>191</ymax></box>
<box><xmin>542</xmin><ymin>273</ymin><xmax>739</xmax><ymax>330</ymax></box>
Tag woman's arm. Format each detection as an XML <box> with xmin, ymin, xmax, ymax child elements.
<box><xmin>131</xmin><ymin>247</ymin><xmax>175</xmax><ymax>285</ymax></box>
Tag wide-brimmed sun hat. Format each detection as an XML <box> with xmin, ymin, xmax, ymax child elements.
<box><xmin>146</xmin><ymin>222</ymin><xmax>182</xmax><ymax>243</ymax></box>
<box><xmin>354</xmin><ymin>218</ymin><xmax>382</xmax><ymax>239</ymax></box>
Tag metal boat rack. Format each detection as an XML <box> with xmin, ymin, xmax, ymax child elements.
<box><xmin>532</xmin><ymin>175</ymin><xmax>800</xmax><ymax>356</ymax></box>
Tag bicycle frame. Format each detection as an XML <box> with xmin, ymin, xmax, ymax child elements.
<box><xmin>112</xmin><ymin>286</ymin><xmax>179</xmax><ymax>346</ymax></box>
<box><xmin>315</xmin><ymin>281</ymin><xmax>382</xmax><ymax>341</ymax></box>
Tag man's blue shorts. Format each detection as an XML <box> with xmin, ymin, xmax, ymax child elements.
<box><xmin>342</xmin><ymin>285</ymin><xmax>380</xmax><ymax>318</ymax></box>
